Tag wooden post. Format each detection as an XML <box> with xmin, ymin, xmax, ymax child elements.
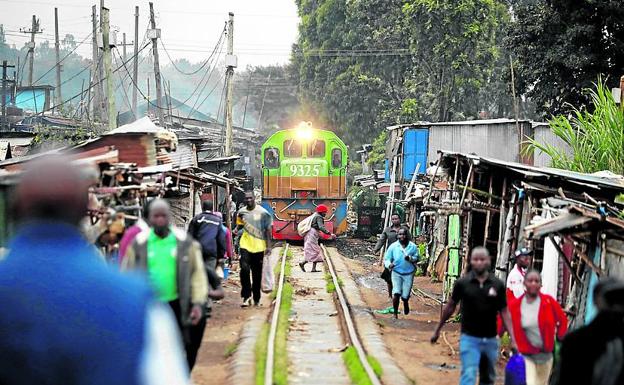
<box><xmin>54</xmin><ymin>8</ymin><xmax>62</xmax><ymax>108</ymax></box>
<box><xmin>149</xmin><ymin>2</ymin><xmax>164</xmax><ymax>126</ymax></box>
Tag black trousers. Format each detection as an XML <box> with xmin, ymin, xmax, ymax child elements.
<box><xmin>168</xmin><ymin>299</ymin><xmax>207</xmax><ymax>371</ymax></box>
<box><xmin>240</xmin><ymin>249</ymin><xmax>264</xmax><ymax>303</ymax></box>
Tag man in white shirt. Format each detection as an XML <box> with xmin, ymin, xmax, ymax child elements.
<box><xmin>506</xmin><ymin>247</ymin><xmax>533</xmax><ymax>300</ymax></box>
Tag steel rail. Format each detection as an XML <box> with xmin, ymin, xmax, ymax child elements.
<box><xmin>264</xmin><ymin>243</ymin><xmax>289</xmax><ymax>385</ymax></box>
<box><xmin>321</xmin><ymin>244</ymin><xmax>383</xmax><ymax>385</ymax></box>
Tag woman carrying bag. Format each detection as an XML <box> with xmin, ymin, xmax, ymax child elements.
<box><xmin>509</xmin><ymin>269</ymin><xmax>568</xmax><ymax>385</ymax></box>
<box><xmin>299</xmin><ymin>205</ymin><xmax>336</xmax><ymax>272</ymax></box>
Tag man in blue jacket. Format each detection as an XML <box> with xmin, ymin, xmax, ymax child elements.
<box><xmin>0</xmin><ymin>158</ymin><xmax>188</xmax><ymax>385</ymax></box>
<box><xmin>384</xmin><ymin>228</ymin><xmax>419</xmax><ymax>319</ymax></box>
<box><xmin>188</xmin><ymin>200</ymin><xmax>226</xmax><ymax>270</ymax></box>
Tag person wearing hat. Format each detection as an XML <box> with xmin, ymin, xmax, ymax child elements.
<box><xmin>299</xmin><ymin>204</ymin><xmax>336</xmax><ymax>272</ymax></box>
<box><xmin>507</xmin><ymin>247</ymin><xmax>533</xmax><ymax>300</ymax></box>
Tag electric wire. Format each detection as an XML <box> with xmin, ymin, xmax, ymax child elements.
<box><xmin>31</xmin><ymin>31</ymin><xmax>93</xmax><ymax>85</ymax></box>
<box><xmin>31</xmin><ymin>42</ymin><xmax>151</xmax><ymax>116</ymax></box>
<box><xmin>159</xmin><ymin>23</ymin><xmax>226</xmax><ymax>76</ymax></box>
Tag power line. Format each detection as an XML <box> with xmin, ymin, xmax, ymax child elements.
<box><xmin>31</xmin><ymin>30</ymin><xmax>93</xmax><ymax>86</ymax></box>
<box><xmin>159</xmin><ymin>24</ymin><xmax>226</xmax><ymax>76</ymax></box>
<box><xmin>31</xmin><ymin>42</ymin><xmax>151</xmax><ymax>116</ymax></box>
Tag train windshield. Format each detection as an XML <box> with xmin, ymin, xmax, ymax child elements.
<box><xmin>308</xmin><ymin>139</ymin><xmax>326</xmax><ymax>158</ymax></box>
<box><xmin>332</xmin><ymin>148</ymin><xmax>343</xmax><ymax>168</ymax></box>
<box><xmin>284</xmin><ymin>140</ymin><xmax>303</xmax><ymax>157</ymax></box>
<box><xmin>264</xmin><ymin>147</ymin><xmax>280</xmax><ymax>168</ymax></box>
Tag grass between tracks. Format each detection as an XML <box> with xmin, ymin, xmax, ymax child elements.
<box><xmin>255</xmin><ymin>247</ymin><xmax>293</xmax><ymax>385</ymax></box>
<box><xmin>342</xmin><ymin>346</ymin><xmax>383</xmax><ymax>385</ymax></box>
<box><xmin>325</xmin><ymin>272</ymin><xmax>343</xmax><ymax>293</ymax></box>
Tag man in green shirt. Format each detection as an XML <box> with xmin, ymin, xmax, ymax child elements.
<box><xmin>124</xmin><ymin>199</ymin><xmax>208</xmax><ymax>371</ymax></box>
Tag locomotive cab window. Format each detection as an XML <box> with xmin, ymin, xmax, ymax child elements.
<box><xmin>331</xmin><ymin>148</ymin><xmax>342</xmax><ymax>168</ymax></box>
<box><xmin>283</xmin><ymin>140</ymin><xmax>302</xmax><ymax>157</ymax></box>
<box><xmin>264</xmin><ymin>147</ymin><xmax>280</xmax><ymax>169</ymax></box>
<box><xmin>308</xmin><ymin>140</ymin><xmax>326</xmax><ymax>158</ymax></box>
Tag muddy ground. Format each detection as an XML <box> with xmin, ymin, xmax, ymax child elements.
<box><xmin>191</xmin><ymin>263</ymin><xmax>272</xmax><ymax>385</ymax></box>
<box><xmin>337</xmin><ymin>238</ymin><xmax>461</xmax><ymax>385</ymax></box>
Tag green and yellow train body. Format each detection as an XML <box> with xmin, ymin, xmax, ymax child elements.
<box><xmin>261</xmin><ymin>127</ymin><xmax>348</xmax><ymax>240</ymax></box>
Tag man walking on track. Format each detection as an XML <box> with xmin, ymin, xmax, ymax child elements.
<box><xmin>430</xmin><ymin>247</ymin><xmax>517</xmax><ymax>385</ymax></box>
<box><xmin>188</xmin><ymin>200</ymin><xmax>227</xmax><ymax>270</ymax></box>
<box><xmin>235</xmin><ymin>190</ymin><xmax>272</xmax><ymax>307</ymax></box>
<box><xmin>374</xmin><ymin>213</ymin><xmax>410</xmax><ymax>300</ymax></box>
<box><xmin>299</xmin><ymin>204</ymin><xmax>336</xmax><ymax>272</ymax></box>
<box><xmin>124</xmin><ymin>198</ymin><xmax>209</xmax><ymax>371</ymax></box>
<box><xmin>384</xmin><ymin>227</ymin><xmax>418</xmax><ymax>318</ymax></box>
<box><xmin>0</xmin><ymin>158</ymin><xmax>188</xmax><ymax>385</ymax></box>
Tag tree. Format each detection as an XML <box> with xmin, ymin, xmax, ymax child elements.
<box><xmin>292</xmin><ymin>0</ymin><xmax>515</xmax><ymax>153</ymax></box>
<box><xmin>506</xmin><ymin>0</ymin><xmax>624</xmax><ymax>116</ymax></box>
<box><xmin>526</xmin><ymin>80</ymin><xmax>624</xmax><ymax>174</ymax></box>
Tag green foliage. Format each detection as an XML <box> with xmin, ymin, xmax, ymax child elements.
<box><xmin>367</xmin><ymin>130</ymin><xmax>387</xmax><ymax>169</ymax></box>
<box><xmin>293</xmin><ymin>0</ymin><xmax>515</xmax><ymax>152</ymax></box>
<box><xmin>254</xmin><ymin>323</ymin><xmax>270</xmax><ymax>385</ymax></box>
<box><xmin>525</xmin><ymin>80</ymin><xmax>624</xmax><ymax>174</ymax></box>
<box><xmin>342</xmin><ymin>346</ymin><xmax>383</xmax><ymax>385</ymax></box>
<box><xmin>506</xmin><ymin>1</ymin><xmax>624</xmax><ymax>116</ymax></box>
<box><xmin>324</xmin><ymin>272</ymin><xmax>343</xmax><ymax>293</ymax></box>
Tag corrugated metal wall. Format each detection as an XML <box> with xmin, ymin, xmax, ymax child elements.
<box><xmin>427</xmin><ymin>121</ymin><xmax>533</xmax><ymax>164</ymax></box>
<box><xmin>532</xmin><ymin>124</ymin><xmax>572</xmax><ymax>168</ymax></box>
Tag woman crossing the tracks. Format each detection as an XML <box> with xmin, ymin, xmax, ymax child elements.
<box><xmin>299</xmin><ymin>204</ymin><xmax>336</xmax><ymax>272</ymax></box>
<box><xmin>384</xmin><ymin>228</ymin><xmax>419</xmax><ymax>318</ymax></box>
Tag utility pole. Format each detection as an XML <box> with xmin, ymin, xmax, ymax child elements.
<box><xmin>122</xmin><ymin>33</ymin><xmax>127</xmax><ymax>61</ymax></box>
<box><xmin>2</xmin><ymin>61</ymin><xmax>16</xmax><ymax>130</ymax></box>
<box><xmin>132</xmin><ymin>6</ymin><xmax>139</xmax><ymax>120</ymax></box>
<box><xmin>54</xmin><ymin>8</ymin><xmax>62</xmax><ymax>109</ymax></box>
<box><xmin>20</xmin><ymin>15</ymin><xmax>42</xmax><ymax>86</ymax></box>
<box><xmin>224</xmin><ymin>12</ymin><xmax>237</xmax><ymax>156</ymax></box>
<box><xmin>148</xmin><ymin>2</ymin><xmax>164</xmax><ymax>126</ymax></box>
<box><xmin>91</xmin><ymin>5</ymin><xmax>100</xmax><ymax>121</ymax></box>
<box><xmin>101</xmin><ymin>7</ymin><xmax>116</xmax><ymax>129</ymax></box>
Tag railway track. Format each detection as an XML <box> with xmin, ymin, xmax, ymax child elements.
<box><xmin>263</xmin><ymin>244</ymin><xmax>382</xmax><ymax>385</ymax></box>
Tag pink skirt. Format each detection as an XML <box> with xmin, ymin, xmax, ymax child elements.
<box><xmin>303</xmin><ymin>227</ymin><xmax>324</xmax><ymax>263</ymax></box>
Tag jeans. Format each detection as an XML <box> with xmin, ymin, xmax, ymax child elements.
<box><xmin>459</xmin><ymin>334</ymin><xmax>499</xmax><ymax>385</ymax></box>
<box><xmin>390</xmin><ymin>270</ymin><xmax>414</xmax><ymax>299</ymax></box>
<box><xmin>240</xmin><ymin>249</ymin><xmax>264</xmax><ymax>303</ymax></box>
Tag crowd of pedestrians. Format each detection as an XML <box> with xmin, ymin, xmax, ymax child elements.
<box><xmin>376</xmin><ymin>210</ymin><xmax>623</xmax><ymax>385</ymax></box>
<box><xmin>0</xmin><ymin>157</ymin><xmax>622</xmax><ymax>385</ymax></box>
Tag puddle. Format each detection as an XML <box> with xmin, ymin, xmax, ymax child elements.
<box><xmin>425</xmin><ymin>363</ymin><xmax>458</xmax><ymax>371</ymax></box>
<box><xmin>356</xmin><ymin>274</ymin><xmax>387</xmax><ymax>291</ymax></box>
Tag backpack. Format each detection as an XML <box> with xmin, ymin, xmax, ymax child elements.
<box><xmin>297</xmin><ymin>213</ymin><xmax>318</xmax><ymax>236</ymax></box>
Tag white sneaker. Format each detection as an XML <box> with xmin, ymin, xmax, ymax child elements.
<box><xmin>241</xmin><ymin>297</ymin><xmax>252</xmax><ymax>307</ymax></box>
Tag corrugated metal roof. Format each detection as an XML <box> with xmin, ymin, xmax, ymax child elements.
<box><xmin>387</xmin><ymin>118</ymin><xmax>538</xmax><ymax>131</ymax></box>
<box><xmin>440</xmin><ymin>151</ymin><xmax>624</xmax><ymax>191</ymax></box>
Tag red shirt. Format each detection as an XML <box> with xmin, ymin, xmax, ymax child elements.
<box><xmin>509</xmin><ymin>292</ymin><xmax>568</xmax><ymax>355</ymax></box>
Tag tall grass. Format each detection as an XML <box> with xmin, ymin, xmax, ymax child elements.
<box><xmin>525</xmin><ymin>79</ymin><xmax>624</xmax><ymax>175</ymax></box>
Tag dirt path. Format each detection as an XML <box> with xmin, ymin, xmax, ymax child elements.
<box><xmin>191</xmin><ymin>262</ymin><xmax>273</xmax><ymax>385</ymax></box>
<box><xmin>337</xmin><ymin>240</ymin><xmax>462</xmax><ymax>385</ymax></box>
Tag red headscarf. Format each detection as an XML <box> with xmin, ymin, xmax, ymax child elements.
<box><xmin>316</xmin><ymin>204</ymin><xmax>328</xmax><ymax>213</ymax></box>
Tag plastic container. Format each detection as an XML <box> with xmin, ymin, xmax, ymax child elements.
<box><xmin>223</xmin><ymin>266</ymin><xmax>230</xmax><ymax>280</ymax></box>
<box><xmin>504</xmin><ymin>353</ymin><xmax>526</xmax><ymax>385</ymax></box>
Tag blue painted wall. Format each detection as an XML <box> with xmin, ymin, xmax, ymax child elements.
<box><xmin>16</xmin><ymin>89</ymin><xmax>46</xmax><ymax>113</ymax></box>
<box><xmin>402</xmin><ymin>128</ymin><xmax>429</xmax><ymax>180</ymax></box>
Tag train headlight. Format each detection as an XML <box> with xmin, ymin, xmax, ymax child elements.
<box><xmin>295</xmin><ymin>121</ymin><xmax>314</xmax><ymax>141</ymax></box>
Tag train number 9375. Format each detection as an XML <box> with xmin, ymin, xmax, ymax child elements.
<box><xmin>289</xmin><ymin>164</ymin><xmax>321</xmax><ymax>177</ymax></box>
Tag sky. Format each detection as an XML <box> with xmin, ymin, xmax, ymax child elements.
<box><xmin>0</xmin><ymin>0</ymin><xmax>300</xmax><ymax>68</ymax></box>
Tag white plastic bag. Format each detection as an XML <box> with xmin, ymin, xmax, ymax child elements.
<box><xmin>297</xmin><ymin>213</ymin><xmax>317</xmax><ymax>236</ymax></box>
<box><xmin>261</xmin><ymin>254</ymin><xmax>274</xmax><ymax>293</ymax></box>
